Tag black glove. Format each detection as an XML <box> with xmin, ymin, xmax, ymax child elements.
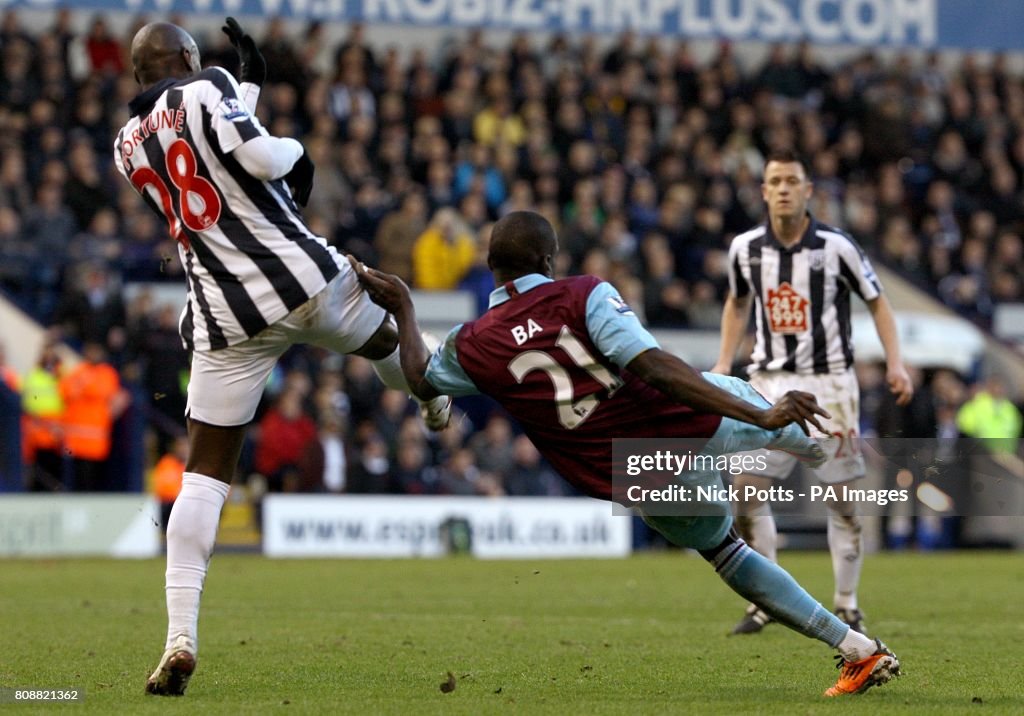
<box><xmin>222</xmin><ymin>17</ymin><xmax>266</xmax><ymax>86</ymax></box>
<box><xmin>284</xmin><ymin>150</ymin><xmax>315</xmax><ymax>207</ymax></box>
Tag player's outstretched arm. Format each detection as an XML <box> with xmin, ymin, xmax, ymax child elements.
<box><xmin>348</xmin><ymin>257</ymin><xmax>440</xmax><ymax>401</ymax></box>
<box><xmin>627</xmin><ymin>348</ymin><xmax>830</xmax><ymax>434</ymax></box>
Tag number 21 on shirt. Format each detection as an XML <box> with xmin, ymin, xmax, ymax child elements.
<box><xmin>508</xmin><ymin>326</ymin><xmax>622</xmax><ymax>429</ymax></box>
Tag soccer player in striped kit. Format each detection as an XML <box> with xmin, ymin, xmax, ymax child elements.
<box><xmin>713</xmin><ymin>149</ymin><xmax>913</xmax><ymax>636</ymax></box>
<box><xmin>115</xmin><ymin>20</ymin><xmax>451</xmax><ymax>695</ymax></box>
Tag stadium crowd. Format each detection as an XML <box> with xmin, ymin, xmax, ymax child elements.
<box><xmin>1</xmin><ymin>10</ymin><xmax>1023</xmax><ymax>511</ymax></box>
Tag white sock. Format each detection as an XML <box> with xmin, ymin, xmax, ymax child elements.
<box><xmin>828</xmin><ymin>508</ymin><xmax>863</xmax><ymax>610</ymax></box>
<box><xmin>164</xmin><ymin>472</ymin><xmax>230</xmax><ymax>650</ymax></box>
<box><xmin>738</xmin><ymin>503</ymin><xmax>778</xmax><ymax>563</ymax></box>
<box><xmin>371</xmin><ymin>346</ymin><xmax>417</xmax><ymax>399</ymax></box>
<box><xmin>837</xmin><ymin>626</ymin><xmax>876</xmax><ymax>662</ymax></box>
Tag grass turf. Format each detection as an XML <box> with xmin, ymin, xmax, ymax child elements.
<box><xmin>2</xmin><ymin>552</ymin><xmax>1022</xmax><ymax>714</ymax></box>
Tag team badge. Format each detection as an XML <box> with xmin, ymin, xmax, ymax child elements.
<box><xmin>809</xmin><ymin>249</ymin><xmax>826</xmax><ymax>271</ymax></box>
<box><xmin>766</xmin><ymin>282</ymin><xmax>809</xmax><ymax>334</ymax></box>
<box><xmin>219</xmin><ymin>98</ymin><xmax>249</xmax><ymax>122</ymax></box>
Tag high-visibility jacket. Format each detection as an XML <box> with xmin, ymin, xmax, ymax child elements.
<box><xmin>152</xmin><ymin>453</ymin><xmax>185</xmax><ymax>503</ymax></box>
<box><xmin>59</xmin><ymin>362</ymin><xmax>120</xmax><ymax>461</ymax></box>
<box><xmin>21</xmin><ymin>367</ymin><xmax>64</xmax><ymax>458</ymax></box>
<box><xmin>957</xmin><ymin>391</ymin><xmax>1023</xmax><ymax>454</ymax></box>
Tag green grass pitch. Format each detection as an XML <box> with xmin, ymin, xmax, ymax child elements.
<box><xmin>2</xmin><ymin>552</ymin><xmax>1022</xmax><ymax>714</ymax></box>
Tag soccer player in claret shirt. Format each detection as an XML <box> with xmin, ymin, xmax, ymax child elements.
<box><xmin>713</xmin><ymin>150</ymin><xmax>913</xmax><ymax>636</ymax></box>
<box><xmin>115</xmin><ymin>20</ymin><xmax>451</xmax><ymax>695</ymax></box>
<box><xmin>352</xmin><ymin>211</ymin><xmax>901</xmax><ymax>697</ymax></box>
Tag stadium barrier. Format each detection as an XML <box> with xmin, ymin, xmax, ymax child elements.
<box><xmin>0</xmin><ymin>494</ymin><xmax>161</xmax><ymax>558</ymax></box>
<box><xmin>262</xmin><ymin>495</ymin><xmax>632</xmax><ymax>559</ymax></box>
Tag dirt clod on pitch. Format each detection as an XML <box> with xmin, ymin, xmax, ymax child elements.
<box><xmin>440</xmin><ymin>671</ymin><xmax>456</xmax><ymax>693</ymax></box>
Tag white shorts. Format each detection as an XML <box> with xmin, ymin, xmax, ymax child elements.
<box><xmin>186</xmin><ymin>265</ymin><xmax>387</xmax><ymax>426</ymax></box>
<box><xmin>741</xmin><ymin>369</ymin><xmax>865</xmax><ymax>484</ymax></box>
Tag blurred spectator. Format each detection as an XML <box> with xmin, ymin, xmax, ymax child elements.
<box><xmin>21</xmin><ymin>342</ymin><xmax>65</xmax><ymax>491</ymax></box>
<box><xmin>374</xmin><ymin>190</ymin><xmax>428</xmax><ymax>283</ymax></box>
<box><xmin>153</xmin><ymin>434</ymin><xmax>188</xmax><ymax>530</ymax></box>
<box><xmin>437</xmin><ymin>447</ymin><xmax>484</xmax><ymax>495</ymax></box>
<box><xmin>457</xmin><ymin>221</ymin><xmax>495</xmax><ymax>315</ymax></box>
<box><xmin>133</xmin><ymin>303</ymin><xmax>189</xmax><ymax>451</ymax></box>
<box><xmin>391</xmin><ymin>438</ymin><xmax>437</xmax><ymax>494</ymax></box>
<box><xmin>412</xmin><ymin>208</ymin><xmax>476</xmax><ymax>289</ymax></box>
<box><xmin>467</xmin><ymin>412</ymin><xmax>514</xmax><ymax>476</ymax></box>
<box><xmin>54</xmin><ymin>263</ymin><xmax>127</xmax><ymax>349</ymax></box>
<box><xmin>83</xmin><ymin>15</ymin><xmax>123</xmax><ymax>76</ymax></box>
<box><xmin>504</xmin><ymin>435</ymin><xmax>562</xmax><ymax>496</ymax></box>
<box><xmin>298</xmin><ymin>412</ymin><xmax>348</xmax><ymax>493</ymax></box>
<box><xmin>347</xmin><ymin>430</ymin><xmax>392</xmax><ymax>493</ymax></box>
<box><xmin>260</xmin><ymin>17</ymin><xmax>305</xmax><ymax>88</ymax></box>
<box><xmin>60</xmin><ymin>341</ymin><xmax>126</xmax><ymax>491</ymax></box>
<box><xmin>956</xmin><ymin>376</ymin><xmax>1023</xmax><ymax>454</ymax></box>
<box><xmin>254</xmin><ymin>388</ymin><xmax>318</xmax><ymax>493</ymax></box>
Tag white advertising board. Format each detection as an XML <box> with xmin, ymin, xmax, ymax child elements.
<box><xmin>0</xmin><ymin>495</ymin><xmax>161</xmax><ymax>558</ymax></box>
<box><xmin>263</xmin><ymin>495</ymin><xmax>631</xmax><ymax>559</ymax></box>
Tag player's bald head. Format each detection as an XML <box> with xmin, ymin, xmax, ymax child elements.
<box><xmin>131</xmin><ymin>22</ymin><xmax>200</xmax><ymax>86</ymax></box>
<box><xmin>488</xmin><ymin>211</ymin><xmax>558</xmax><ymax>280</ymax></box>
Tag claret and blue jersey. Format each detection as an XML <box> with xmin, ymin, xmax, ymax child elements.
<box><xmin>424</xmin><ymin>274</ymin><xmax>722</xmax><ymax>500</ymax></box>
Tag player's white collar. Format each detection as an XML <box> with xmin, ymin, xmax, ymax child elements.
<box><xmin>488</xmin><ymin>274</ymin><xmax>553</xmax><ymax>308</ymax></box>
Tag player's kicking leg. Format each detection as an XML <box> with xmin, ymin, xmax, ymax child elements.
<box><xmin>316</xmin><ymin>266</ymin><xmax>452</xmax><ymax>430</ymax></box>
<box><xmin>352</xmin><ymin>319</ymin><xmax>451</xmax><ymax>429</ymax></box>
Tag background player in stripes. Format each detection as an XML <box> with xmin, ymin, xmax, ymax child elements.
<box><xmin>115</xmin><ymin>20</ymin><xmax>451</xmax><ymax>696</ymax></box>
<box><xmin>350</xmin><ymin>210</ymin><xmax>901</xmax><ymax>697</ymax></box>
<box><xmin>712</xmin><ymin>149</ymin><xmax>913</xmax><ymax>636</ymax></box>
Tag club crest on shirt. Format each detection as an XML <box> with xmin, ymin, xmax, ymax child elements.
<box><xmin>607</xmin><ymin>296</ymin><xmax>635</xmax><ymax>315</ymax></box>
<box><xmin>766</xmin><ymin>282</ymin><xmax>809</xmax><ymax>334</ymax></box>
<box><xmin>809</xmin><ymin>249</ymin><xmax>826</xmax><ymax>271</ymax></box>
<box><xmin>219</xmin><ymin>98</ymin><xmax>249</xmax><ymax>121</ymax></box>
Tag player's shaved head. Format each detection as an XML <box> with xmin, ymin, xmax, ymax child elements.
<box><xmin>488</xmin><ymin>211</ymin><xmax>558</xmax><ymax>282</ymax></box>
<box><xmin>131</xmin><ymin>22</ymin><xmax>201</xmax><ymax>87</ymax></box>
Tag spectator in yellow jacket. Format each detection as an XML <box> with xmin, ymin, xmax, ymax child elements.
<box><xmin>412</xmin><ymin>208</ymin><xmax>477</xmax><ymax>290</ymax></box>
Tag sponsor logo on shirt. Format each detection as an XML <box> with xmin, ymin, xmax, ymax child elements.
<box><xmin>766</xmin><ymin>282</ymin><xmax>809</xmax><ymax>334</ymax></box>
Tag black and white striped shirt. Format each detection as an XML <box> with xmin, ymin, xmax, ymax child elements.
<box><xmin>727</xmin><ymin>216</ymin><xmax>881</xmax><ymax>375</ymax></box>
<box><xmin>114</xmin><ymin>67</ymin><xmax>340</xmax><ymax>352</ymax></box>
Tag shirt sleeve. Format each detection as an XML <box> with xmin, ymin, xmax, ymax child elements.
<box><xmin>727</xmin><ymin>238</ymin><xmax>750</xmax><ymax>298</ymax></box>
<box><xmin>423</xmin><ymin>324</ymin><xmax>481</xmax><ymax>397</ymax></box>
<box><xmin>207</xmin><ymin>68</ymin><xmax>266</xmax><ymax>154</ymax></box>
<box><xmin>584</xmin><ymin>282</ymin><xmax>659</xmax><ymax>369</ymax></box>
<box><xmin>837</xmin><ymin>237</ymin><xmax>882</xmax><ymax>301</ymax></box>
